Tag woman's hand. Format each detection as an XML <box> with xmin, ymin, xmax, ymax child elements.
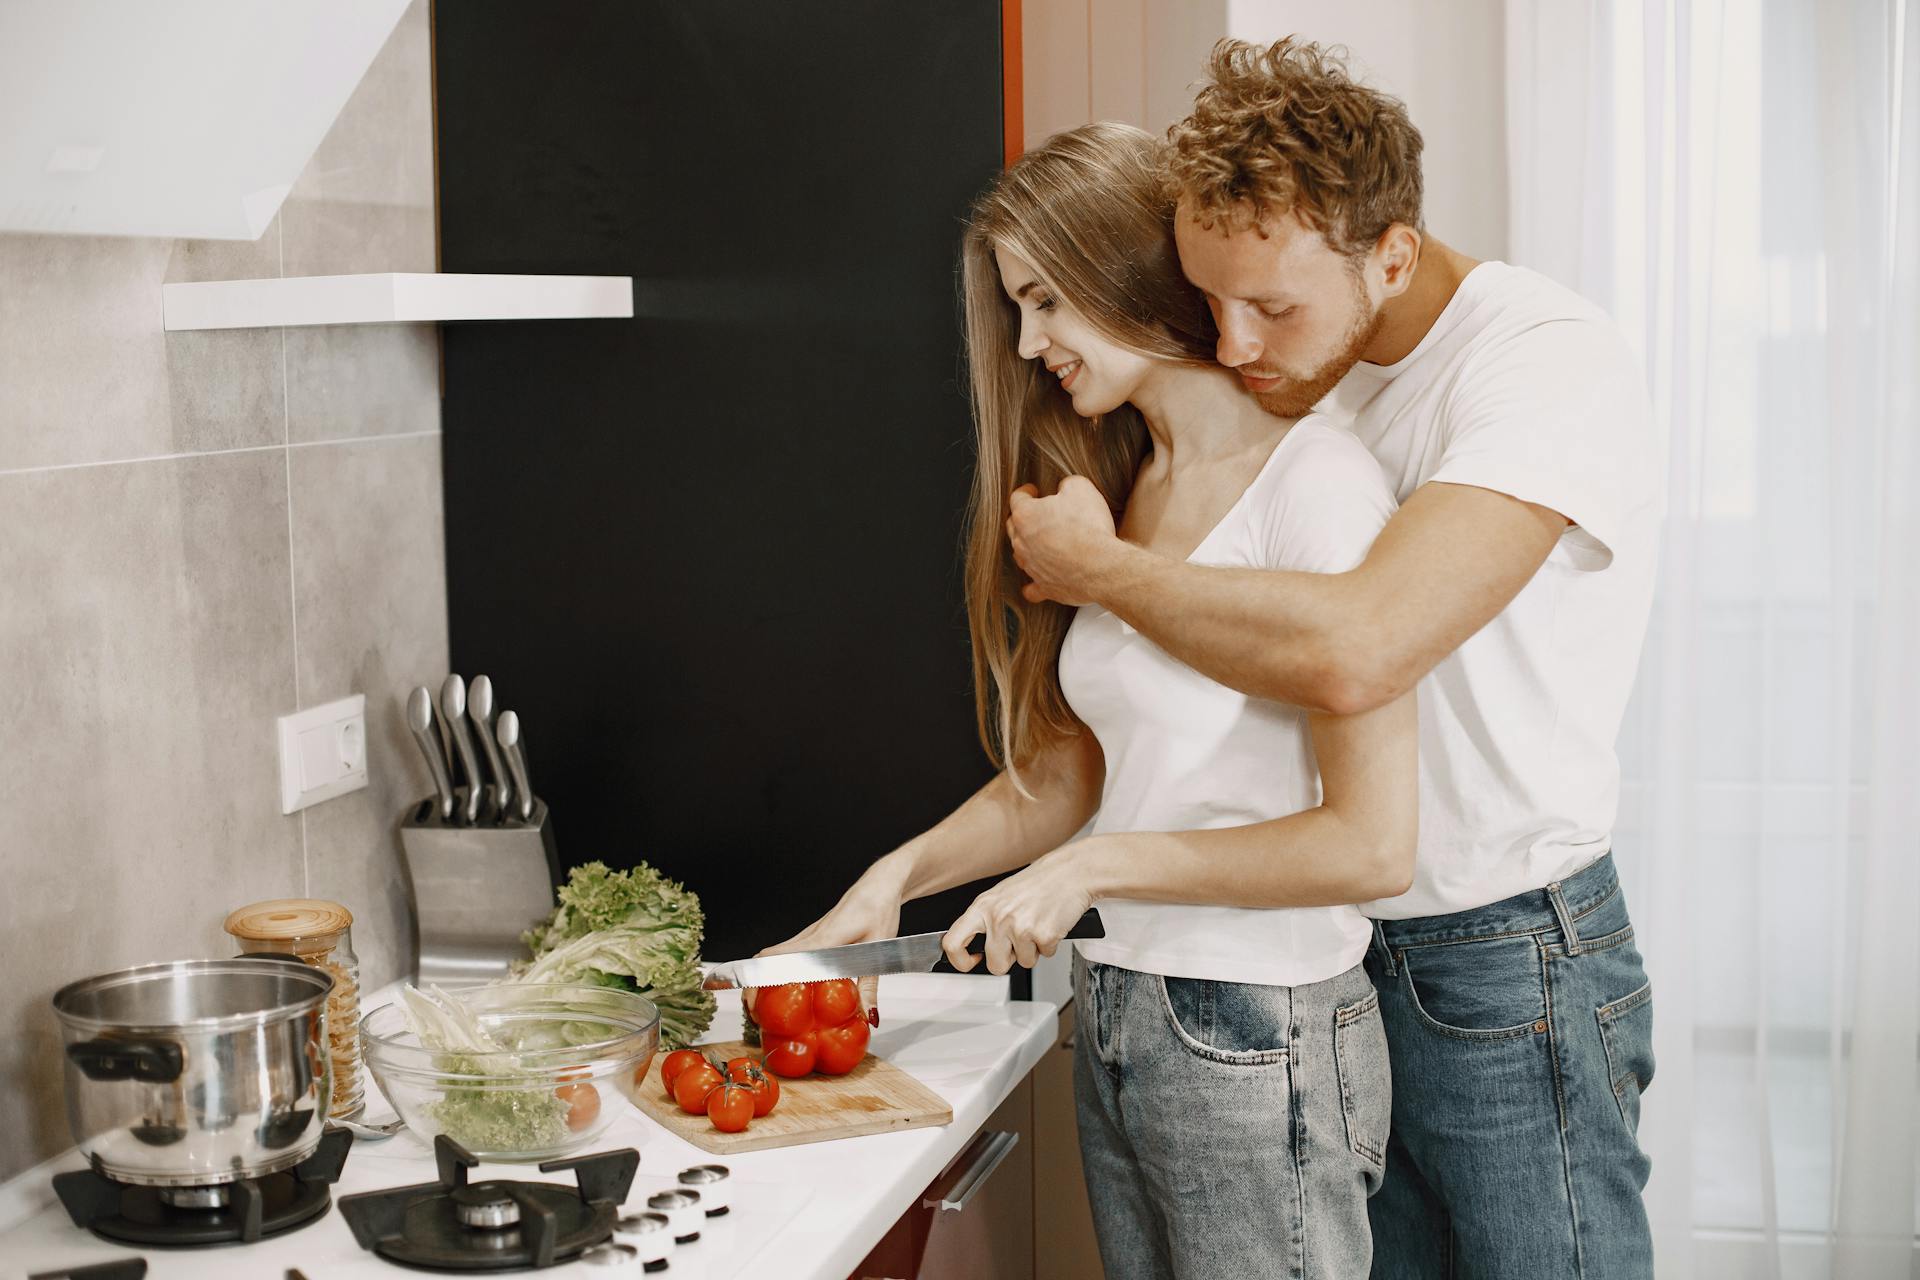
<box><xmin>758</xmin><ymin>855</ymin><xmax>911</xmax><ymax>957</ymax></box>
<box><xmin>942</xmin><ymin>842</ymin><xmax>1097</xmax><ymax>975</ymax></box>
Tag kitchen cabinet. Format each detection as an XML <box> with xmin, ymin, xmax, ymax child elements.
<box><xmin>0</xmin><ymin>0</ymin><xmax>411</xmax><ymax>239</ymax></box>
<box><xmin>853</xmin><ymin>1077</ymin><xmax>1033</xmax><ymax>1280</ymax></box>
<box><xmin>919</xmin><ymin>1076</ymin><xmax>1035</xmax><ymax>1280</ymax></box>
<box><xmin>1034</xmin><ymin>1002</ymin><xmax>1105</xmax><ymax>1279</ymax></box>
<box><xmin>853</xmin><ymin>999</ymin><xmax>1104</xmax><ymax>1280</ymax></box>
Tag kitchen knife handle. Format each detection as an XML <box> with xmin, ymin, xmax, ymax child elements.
<box><xmin>497</xmin><ymin>710</ymin><xmax>536</xmax><ymax>823</ymax></box>
<box><xmin>468</xmin><ymin>675</ymin><xmax>513</xmax><ymax>819</ymax></box>
<box><xmin>440</xmin><ymin>674</ymin><xmax>484</xmax><ymax>826</ymax></box>
<box><xmin>932</xmin><ymin>908</ymin><xmax>1104</xmax><ymax>973</ymax></box>
<box><xmin>407</xmin><ymin>686</ymin><xmax>456</xmax><ymax>822</ymax></box>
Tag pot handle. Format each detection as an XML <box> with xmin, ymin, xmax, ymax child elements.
<box><xmin>67</xmin><ymin>1038</ymin><xmax>183</xmax><ymax>1083</ymax></box>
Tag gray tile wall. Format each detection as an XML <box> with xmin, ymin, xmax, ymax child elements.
<box><xmin>0</xmin><ymin>1</ymin><xmax>446</xmax><ymax>1180</ymax></box>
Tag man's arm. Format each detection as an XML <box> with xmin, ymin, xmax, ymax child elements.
<box><xmin>1020</xmin><ymin>480</ymin><xmax>1567</xmax><ymax>715</ymax></box>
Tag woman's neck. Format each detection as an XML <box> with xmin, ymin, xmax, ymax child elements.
<box><xmin>1128</xmin><ymin>361</ymin><xmax>1291</xmax><ymax>469</ymax></box>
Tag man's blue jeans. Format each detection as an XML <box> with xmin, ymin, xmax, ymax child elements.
<box><xmin>1365</xmin><ymin>853</ymin><xmax>1656</xmax><ymax>1278</ymax></box>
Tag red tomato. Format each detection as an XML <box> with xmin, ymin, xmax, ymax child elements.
<box><xmin>660</xmin><ymin>1049</ymin><xmax>704</xmax><ymax>1098</ymax></box>
<box><xmin>813</xmin><ymin>1016</ymin><xmax>871</xmax><ymax>1076</ymax></box>
<box><xmin>727</xmin><ymin>1059</ymin><xmax>781</xmax><ymax>1117</ymax></box>
<box><xmin>812</xmin><ymin>979</ymin><xmax>861</xmax><ymax>1027</ymax></box>
<box><xmin>762</xmin><ymin>1034</ymin><xmax>817</xmax><ymax>1078</ymax></box>
<box><xmin>753</xmin><ymin>985</ymin><xmax>818</xmax><ymax>1037</ymax></box>
<box><xmin>673</xmin><ymin>1062</ymin><xmax>724</xmax><ymax>1114</ymax></box>
<box><xmin>556</xmin><ymin>1080</ymin><xmax>602</xmax><ymax>1131</ymax></box>
<box><xmin>706</xmin><ymin>1083</ymin><xmax>754</xmax><ymax>1133</ymax></box>
<box><xmin>631</xmin><ymin>1049</ymin><xmax>657</xmax><ymax>1091</ymax></box>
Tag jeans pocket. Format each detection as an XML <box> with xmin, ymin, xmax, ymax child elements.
<box><xmin>1158</xmin><ymin>976</ymin><xmax>1290</xmax><ymax>1065</ymax></box>
<box><xmin>1333</xmin><ymin>991</ymin><xmax>1389</xmax><ymax>1169</ymax></box>
<box><xmin>1596</xmin><ymin>981</ymin><xmax>1655</xmax><ymax>1134</ymax></box>
<box><xmin>1399</xmin><ymin>936</ymin><xmax>1547</xmax><ymax>1040</ymax></box>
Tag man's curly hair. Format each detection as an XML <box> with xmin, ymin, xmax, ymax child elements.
<box><xmin>1166</xmin><ymin>37</ymin><xmax>1424</xmax><ymax>256</ymax></box>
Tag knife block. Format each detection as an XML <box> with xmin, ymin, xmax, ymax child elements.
<box><xmin>399</xmin><ymin>798</ymin><xmax>561</xmax><ymax>987</ymax></box>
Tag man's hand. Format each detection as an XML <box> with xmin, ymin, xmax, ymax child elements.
<box><xmin>1007</xmin><ymin>477</ymin><xmax>1125</xmax><ymax>607</ymax></box>
<box><xmin>941</xmin><ymin>843</ymin><xmax>1097</xmax><ymax>975</ymax></box>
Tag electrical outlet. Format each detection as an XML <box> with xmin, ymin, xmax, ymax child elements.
<box><xmin>278</xmin><ymin>694</ymin><xmax>368</xmax><ymax>814</ymax></box>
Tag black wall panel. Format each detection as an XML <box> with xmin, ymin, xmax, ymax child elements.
<box><xmin>434</xmin><ymin>3</ymin><xmax>1012</xmax><ymax>973</ymax></box>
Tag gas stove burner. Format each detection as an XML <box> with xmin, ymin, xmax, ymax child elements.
<box><xmin>452</xmin><ymin>1185</ymin><xmax>524</xmax><ymax>1229</ymax></box>
<box><xmin>158</xmin><ymin>1184</ymin><xmax>228</xmax><ymax>1211</ymax></box>
<box><xmin>338</xmin><ymin>1134</ymin><xmax>640</xmax><ymax>1272</ymax></box>
<box><xmin>52</xmin><ymin>1128</ymin><xmax>350</xmax><ymax>1247</ymax></box>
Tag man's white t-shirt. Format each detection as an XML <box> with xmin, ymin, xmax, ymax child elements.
<box><xmin>1061</xmin><ymin>417</ymin><xmax>1399</xmax><ymax>986</ymax></box>
<box><xmin>1322</xmin><ymin>261</ymin><xmax>1664</xmax><ymax>920</ymax></box>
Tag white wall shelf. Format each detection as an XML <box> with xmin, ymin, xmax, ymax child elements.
<box><xmin>161</xmin><ymin>272</ymin><xmax>634</xmax><ymax>331</ymax></box>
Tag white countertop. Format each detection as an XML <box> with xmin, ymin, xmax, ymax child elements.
<box><xmin>0</xmin><ymin>973</ymin><xmax>1059</xmax><ymax>1280</ymax></box>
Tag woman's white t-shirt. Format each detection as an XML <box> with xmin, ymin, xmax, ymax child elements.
<box><xmin>1060</xmin><ymin>416</ymin><xmax>1398</xmax><ymax>987</ymax></box>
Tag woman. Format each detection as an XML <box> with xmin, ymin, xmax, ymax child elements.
<box><xmin>770</xmin><ymin>123</ymin><xmax>1415</xmax><ymax>1278</ymax></box>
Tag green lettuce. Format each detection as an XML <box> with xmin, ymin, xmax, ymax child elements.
<box><xmin>397</xmin><ymin>985</ymin><xmax>574</xmax><ymax>1154</ymax></box>
<box><xmin>516</xmin><ymin>861</ymin><xmax>716</xmax><ymax>1050</ymax></box>
<box><xmin>424</xmin><ymin>1055</ymin><xmax>573</xmax><ymax>1153</ymax></box>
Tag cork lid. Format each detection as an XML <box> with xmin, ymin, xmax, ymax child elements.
<box><xmin>224</xmin><ymin>898</ymin><xmax>353</xmax><ymax>942</ymax></box>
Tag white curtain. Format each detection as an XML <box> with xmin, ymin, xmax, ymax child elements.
<box><xmin>1507</xmin><ymin>1</ymin><xmax>1920</xmax><ymax>1277</ymax></box>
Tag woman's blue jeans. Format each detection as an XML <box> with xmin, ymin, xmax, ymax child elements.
<box><xmin>1073</xmin><ymin>951</ymin><xmax>1391</xmax><ymax>1279</ymax></box>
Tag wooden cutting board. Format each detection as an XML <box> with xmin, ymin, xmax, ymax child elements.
<box><xmin>632</xmin><ymin>1041</ymin><xmax>953</xmax><ymax>1154</ymax></box>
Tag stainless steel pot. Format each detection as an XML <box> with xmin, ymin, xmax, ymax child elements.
<box><xmin>51</xmin><ymin>957</ymin><xmax>334</xmax><ymax>1186</ymax></box>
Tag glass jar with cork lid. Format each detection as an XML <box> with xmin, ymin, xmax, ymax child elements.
<box><xmin>224</xmin><ymin>897</ymin><xmax>364</xmax><ymax>1119</ymax></box>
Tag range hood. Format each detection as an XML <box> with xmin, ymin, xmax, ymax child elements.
<box><xmin>0</xmin><ymin>0</ymin><xmax>411</xmax><ymax>241</ymax></box>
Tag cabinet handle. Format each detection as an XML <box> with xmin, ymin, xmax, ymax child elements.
<box><xmin>1062</xmin><ymin>1036</ymin><xmax>1075</xmax><ymax>1050</ymax></box>
<box><xmin>922</xmin><ymin>1129</ymin><xmax>1019</xmax><ymax>1213</ymax></box>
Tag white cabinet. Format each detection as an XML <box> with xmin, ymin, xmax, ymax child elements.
<box><xmin>0</xmin><ymin>0</ymin><xmax>411</xmax><ymax>239</ymax></box>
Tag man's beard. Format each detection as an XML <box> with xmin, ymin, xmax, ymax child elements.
<box><xmin>1247</xmin><ymin>281</ymin><xmax>1384</xmax><ymax>418</ymax></box>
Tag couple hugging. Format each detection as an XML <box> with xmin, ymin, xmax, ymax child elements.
<box><xmin>773</xmin><ymin>36</ymin><xmax>1661</xmax><ymax>1280</ymax></box>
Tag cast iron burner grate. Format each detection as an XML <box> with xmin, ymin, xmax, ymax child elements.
<box><xmin>52</xmin><ymin>1127</ymin><xmax>350</xmax><ymax>1247</ymax></box>
<box><xmin>338</xmin><ymin>1135</ymin><xmax>639</xmax><ymax>1272</ymax></box>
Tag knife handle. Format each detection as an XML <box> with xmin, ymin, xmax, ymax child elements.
<box><xmin>406</xmin><ymin>686</ymin><xmax>457</xmax><ymax>823</ymax></box>
<box><xmin>497</xmin><ymin>711</ymin><xmax>536</xmax><ymax>824</ymax></box>
<box><xmin>932</xmin><ymin>908</ymin><xmax>1104</xmax><ymax>973</ymax></box>
<box><xmin>468</xmin><ymin>675</ymin><xmax>513</xmax><ymax>818</ymax></box>
<box><xmin>440</xmin><ymin>674</ymin><xmax>484</xmax><ymax>826</ymax></box>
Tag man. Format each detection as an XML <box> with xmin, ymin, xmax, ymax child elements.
<box><xmin>1007</xmin><ymin>38</ymin><xmax>1664</xmax><ymax>1278</ymax></box>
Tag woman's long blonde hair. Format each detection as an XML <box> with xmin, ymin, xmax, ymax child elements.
<box><xmin>960</xmin><ymin>122</ymin><xmax>1216</xmax><ymax>789</ymax></box>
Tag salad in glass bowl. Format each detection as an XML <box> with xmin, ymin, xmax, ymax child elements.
<box><xmin>361</xmin><ymin>983</ymin><xmax>658</xmax><ymax>1161</ymax></box>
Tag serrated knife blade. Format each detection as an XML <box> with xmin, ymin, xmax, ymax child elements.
<box><xmin>700</xmin><ymin>908</ymin><xmax>1104</xmax><ymax>990</ymax></box>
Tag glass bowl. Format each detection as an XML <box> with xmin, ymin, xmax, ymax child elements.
<box><xmin>360</xmin><ymin>983</ymin><xmax>659</xmax><ymax>1161</ymax></box>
